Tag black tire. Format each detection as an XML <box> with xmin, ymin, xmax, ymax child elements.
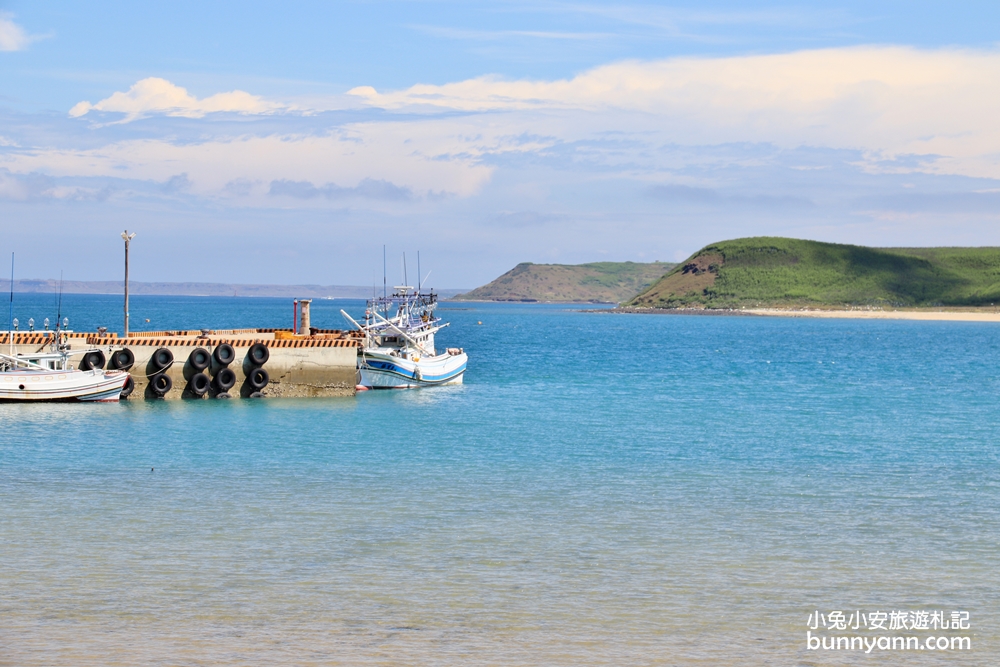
<box><xmin>152</xmin><ymin>347</ymin><xmax>173</xmax><ymax>370</ymax></box>
<box><xmin>81</xmin><ymin>350</ymin><xmax>106</xmax><ymax>371</ymax></box>
<box><xmin>109</xmin><ymin>348</ymin><xmax>134</xmax><ymax>371</ymax></box>
<box><xmin>247</xmin><ymin>342</ymin><xmax>269</xmax><ymax>367</ymax></box>
<box><xmin>120</xmin><ymin>375</ymin><xmax>134</xmax><ymax>398</ymax></box>
<box><xmin>151</xmin><ymin>373</ymin><xmax>173</xmax><ymax>395</ymax></box>
<box><xmin>248</xmin><ymin>391</ymin><xmax>264</xmax><ymax>398</ymax></box>
<box><xmin>188</xmin><ymin>372</ymin><xmax>210</xmax><ymax>396</ymax></box>
<box><xmin>188</xmin><ymin>347</ymin><xmax>211</xmax><ymax>371</ymax></box>
<box><xmin>248</xmin><ymin>367</ymin><xmax>269</xmax><ymax>390</ymax></box>
<box><xmin>214</xmin><ymin>367</ymin><xmax>237</xmax><ymax>392</ymax></box>
<box><xmin>213</xmin><ymin>343</ymin><xmax>235</xmax><ymax>366</ymax></box>
<box><xmin>216</xmin><ymin>392</ymin><xmax>231</xmax><ymax>399</ymax></box>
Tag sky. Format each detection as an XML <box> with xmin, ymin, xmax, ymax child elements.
<box><xmin>2</xmin><ymin>1</ymin><xmax>1000</xmax><ymax>288</ymax></box>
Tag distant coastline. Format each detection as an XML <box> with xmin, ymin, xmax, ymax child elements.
<box><xmin>609</xmin><ymin>306</ymin><xmax>1000</xmax><ymax>322</ymax></box>
<box><xmin>0</xmin><ymin>279</ymin><xmax>468</xmax><ymax>299</ymax></box>
<box><xmin>452</xmin><ymin>298</ymin><xmax>618</xmax><ymax>304</ymax></box>
<box><xmin>454</xmin><ymin>261</ymin><xmax>674</xmax><ymax>303</ymax></box>
<box><xmin>627</xmin><ymin>237</ymin><xmax>1000</xmax><ymax>310</ymax></box>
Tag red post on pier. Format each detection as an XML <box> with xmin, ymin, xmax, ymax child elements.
<box><xmin>293</xmin><ymin>300</ymin><xmax>298</xmax><ymax>334</ymax></box>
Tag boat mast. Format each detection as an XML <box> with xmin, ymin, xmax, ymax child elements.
<box><xmin>54</xmin><ymin>271</ymin><xmax>63</xmax><ymax>350</ymax></box>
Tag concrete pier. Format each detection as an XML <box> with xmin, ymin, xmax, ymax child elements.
<box><xmin>2</xmin><ymin>329</ymin><xmax>360</xmax><ymax>399</ymax></box>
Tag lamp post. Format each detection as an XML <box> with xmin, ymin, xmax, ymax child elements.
<box><xmin>121</xmin><ymin>231</ymin><xmax>135</xmax><ymax>337</ymax></box>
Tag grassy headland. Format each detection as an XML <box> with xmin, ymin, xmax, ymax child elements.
<box><xmin>626</xmin><ymin>237</ymin><xmax>1000</xmax><ymax>309</ymax></box>
<box><xmin>454</xmin><ymin>261</ymin><xmax>674</xmax><ymax>303</ymax></box>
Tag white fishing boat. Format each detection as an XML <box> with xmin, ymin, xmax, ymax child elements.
<box><xmin>0</xmin><ymin>341</ymin><xmax>129</xmax><ymax>402</ymax></box>
<box><xmin>1</xmin><ymin>255</ymin><xmax>129</xmax><ymax>402</ymax></box>
<box><xmin>341</xmin><ymin>286</ymin><xmax>467</xmax><ymax>389</ymax></box>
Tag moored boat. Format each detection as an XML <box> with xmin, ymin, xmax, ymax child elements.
<box><xmin>341</xmin><ymin>286</ymin><xmax>467</xmax><ymax>389</ymax></box>
<box><xmin>0</xmin><ymin>344</ymin><xmax>129</xmax><ymax>402</ymax></box>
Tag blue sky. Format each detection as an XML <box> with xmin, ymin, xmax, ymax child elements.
<box><xmin>2</xmin><ymin>1</ymin><xmax>1000</xmax><ymax>287</ymax></box>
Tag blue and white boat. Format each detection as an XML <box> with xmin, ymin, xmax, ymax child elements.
<box><xmin>341</xmin><ymin>286</ymin><xmax>467</xmax><ymax>389</ymax></box>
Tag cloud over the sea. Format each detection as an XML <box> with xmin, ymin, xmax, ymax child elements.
<box><xmin>0</xmin><ymin>12</ymin><xmax>41</xmax><ymax>51</ymax></box>
<box><xmin>349</xmin><ymin>46</ymin><xmax>1000</xmax><ymax>180</ymax></box>
<box><xmin>69</xmin><ymin>77</ymin><xmax>294</xmax><ymax>122</ymax></box>
<box><xmin>40</xmin><ymin>45</ymin><xmax>1000</xmax><ymax>201</ymax></box>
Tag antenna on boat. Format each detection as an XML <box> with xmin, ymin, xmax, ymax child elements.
<box><xmin>55</xmin><ymin>271</ymin><xmax>64</xmax><ymax>341</ymax></box>
<box><xmin>403</xmin><ymin>253</ymin><xmax>408</xmax><ymax>291</ymax></box>
<box><xmin>7</xmin><ymin>252</ymin><xmax>13</xmax><ymax>356</ymax></box>
<box><xmin>417</xmin><ymin>250</ymin><xmax>432</xmax><ymax>291</ymax></box>
<box><xmin>383</xmin><ymin>245</ymin><xmax>387</xmax><ymax>300</ymax></box>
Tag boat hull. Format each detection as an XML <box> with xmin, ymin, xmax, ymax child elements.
<box><xmin>0</xmin><ymin>369</ymin><xmax>129</xmax><ymax>402</ymax></box>
<box><xmin>358</xmin><ymin>351</ymin><xmax>466</xmax><ymax>389</ymax></box>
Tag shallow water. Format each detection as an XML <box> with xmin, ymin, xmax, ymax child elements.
<box><xmin>1</xmin><ymin>297</ymin><xmax>997</xmax><ymax>665</ymax></box>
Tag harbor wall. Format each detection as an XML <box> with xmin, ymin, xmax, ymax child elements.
<box><xmin>2</xmin><ymin>329</ymin><xmax>359</xmax><ymax>399</ymax></box>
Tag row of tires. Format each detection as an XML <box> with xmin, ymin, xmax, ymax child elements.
<box><xmin>80</xmin><ymin>347</ymin><xmax>135</xmax><ymax>372</ymax></box>
<box><xmin>102</xmin><ymin>343</ymin><xmax>271</xmax><ymax>399</ymax></box>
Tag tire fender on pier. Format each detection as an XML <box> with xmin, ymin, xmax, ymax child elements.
<box><xmin>188</xmin><ymin>372</ymin><xmax>210</xmax><ymax>396</ymax></box>
<box><xmin>188</xmin><ymin>348</ymin><xmax>211</xmax><ymax>372</ymax></box>
<box><xmin>109</xmin><ymin>348</ymin><xmax>134</xmax><ymax>371</ymax></box>
<box><xmin>150</xmin><ymin>373</ymin><xmax>173</xmax><ymax>396</ymax></box>
<box><xmin>80</xmin><ymin>350</ymin><xmax>106</xmax><ymax>371</ymax></box>
<box><xmin>214</xmin><ymin>367</ymin><xmax>237</xmax><ymax>392</ymax></box>
<box><xmin>212</xmin><ymin>343</ymin><xmax>235</xmax><ymax>367</ymax></box>
<box><xmin>151</xmin><ymin>347</ymin><xmax>173</xmax><ymax>371</ymax></box>
<box><xmin>248</xmin><ymin>367</ymin><xmax>269</xmax><ymax>390</ymax></box>
<box><xmin>247</xmin><ymin>342</ymin><xmax>269</xmax><ymax>367</ymax></box>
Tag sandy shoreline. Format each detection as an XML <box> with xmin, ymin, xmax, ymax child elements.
<box><xmin>745</xmin><ymin>308</ymin><xmax>1000</xmax><ymax>322</ymax></box>
<box><xmin>610</xmin><ymin>306</ymin><xmax>1000</xmax><ymax>322</ymax></box>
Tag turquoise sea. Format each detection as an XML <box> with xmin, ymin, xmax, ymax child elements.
<box><xmin>1</xmin><ymin>294</ymin><xmax>998</xmax><ymax>665</ymax></box>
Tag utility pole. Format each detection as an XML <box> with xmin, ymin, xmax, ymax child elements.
<box><xmin>121</xmin><ymin>231</ymin><xmax>135</xmax><ymax>337</ymax></box>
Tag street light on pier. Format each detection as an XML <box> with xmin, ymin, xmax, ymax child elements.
<box><xmin>122</xmin><ymin>231</ymin><xmax>135</xmax><ymax>337</ymax></box>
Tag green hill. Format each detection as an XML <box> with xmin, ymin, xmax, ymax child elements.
<box><xmin>454</xmin><ymin>261</ymin><xmax>675</xmax><ymax>303</ymax></box>
<box><xmin>626</xmin><ymin>237</ymin><xmax>1000</xmax><ymax>309</ymax></box>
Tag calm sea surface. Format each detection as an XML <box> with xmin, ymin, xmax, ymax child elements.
<box><xmin>1</xmin><ymin>294</ymin><xmax>998</xmax><ymax>665</ymax></box>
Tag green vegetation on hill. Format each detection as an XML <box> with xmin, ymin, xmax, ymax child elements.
<box><xmin>455</xmin><ymin>261</ymin><xmax>675</xmax><ymax>303</ymax></box>
<box><xmin>627</xmin><ymin>237</ymin><xmax>1000</xmax><ymax>309</ymax></box>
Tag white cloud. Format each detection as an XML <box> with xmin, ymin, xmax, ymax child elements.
<box><xmin>349</xmin><ymin>46</ymin><xmax>1000</xmax><ymax>179</ymax></box>
<box><xmin>12</xmin><ymin>46</ymin><xmax>999</xmax><ymax>212</ymax></box>
<box><xmin>0</xmin><ymin>12</ymin><xmax>39</xmax><ymax>51</ymax></box>
<box><xmin>3</xmin><ymin>121</ymin><xmax>497</xmax><ymax>200</ymax></box>
<box><xmin>0</xmin><ymin>171</ymin><xmax>30</xmax><ymax>200</ymax></box>
<box><xmin>0</xmin><ymin>170</ymin><xmax>109</xmax><ymax>202</ymax></box>
<box><xmin>69</xmin><ymin>77</ymin><xmax>293</xmax><ymax>121</ymax></box>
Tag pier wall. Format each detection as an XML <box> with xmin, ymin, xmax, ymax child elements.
<box><xmin>3</xmin><ymin>329</ymin><xmax>359</xmax><ymax>399</ymax></box>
